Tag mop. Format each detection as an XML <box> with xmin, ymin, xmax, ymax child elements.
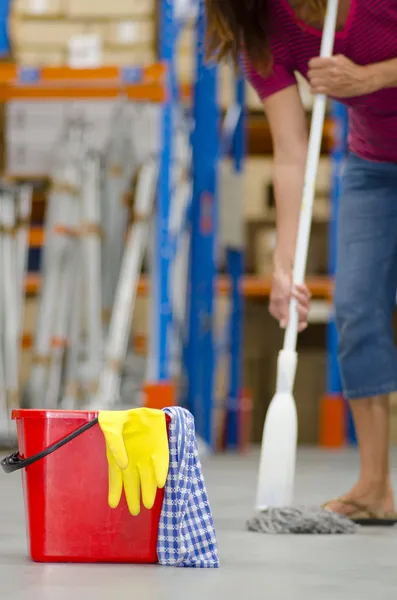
<box><xmin>246</xmin><ymin>0</ymin><xmax>356</xmax><ymax>534</ymax></box>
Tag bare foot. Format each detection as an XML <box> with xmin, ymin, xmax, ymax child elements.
<box><xmin>323</xmin><ymin>482</ymin><xmax>395</xmax><ymax>516</ymax></box>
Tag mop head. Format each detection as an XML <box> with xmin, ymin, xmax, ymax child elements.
<box><xmin>246</xmin><ymin>507</ymin><xmax>357</xmax><ymax>534</ymax></box>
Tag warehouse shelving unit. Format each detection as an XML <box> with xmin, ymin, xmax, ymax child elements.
<box><xmin>182</xmin><ymin>0</ymin><xmax>220</xmax><ymax>447</ymax></box>
<box><xmin>0</xmin><ymin>0</ymin><xmax>251</xmax><ymax>450</ymax></box>
<box><xmin>0</xmin><ymin>62</ymin><xmax>175</xmax><ymax>395</ymax></box>
<box><xmin>157</xmin><ymin>0</ymin><xmax>249</xmax><ymax>448</ymax></box>
<box><xmin>2</xmin><ymin>0</ymin><xmax>348</xmax><ymax>448</ymax></box>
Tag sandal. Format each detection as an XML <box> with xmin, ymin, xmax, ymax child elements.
<box><xmin>322</xmin><ymin>498</ymin><xmax>397</xmax><ymax>526</ymax></box>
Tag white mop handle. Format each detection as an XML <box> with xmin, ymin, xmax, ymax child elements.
<box><xmin>283</xmin><ymin>0</ymin><xmax>339</xmax><ymax>353</ymax></box>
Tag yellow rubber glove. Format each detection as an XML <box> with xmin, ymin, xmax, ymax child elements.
<box><xmin>98</xmin><ymin>408</ymin><xmax>169</xmax><ymax>516</ymax></box>
<box><xmin>98</xmin><ymin>410</ymin><xmax>129</xmax><ymax>511</ymax></box>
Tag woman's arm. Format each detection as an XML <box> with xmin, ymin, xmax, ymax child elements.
<box><xmin>263</xmin><ymin>85</ymin><xmax>311</xmax><ymax>330</ymax></box>
<box><xmin>263</xmin><ymin>85</ymin><xmax>308</xmax><ymax>272</ymax></box>
<box><xmin>241</xmin><ymin>57</ymin><xmax>311</xmax><ymax>328</ymax></box>
<box><xmin>366</xmin><ymin>58</ymin><xmax>397</xmax><ymax>90</ymax></box>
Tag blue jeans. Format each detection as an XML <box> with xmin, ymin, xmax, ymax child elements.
<box><xmin>334</xmin><ymin>153</ymin><xmax>397</xmax><ymax>400</ymax></box>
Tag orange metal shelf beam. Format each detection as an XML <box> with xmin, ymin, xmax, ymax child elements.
<box><xmin>21</xmin><ymin>276</ymin><xmax>332</xmax><ymax>353</ymax></box>
<box><xmin>0</xmin><ymin>83</ymin><xmax>167</xmax><ymax>102</ymax></box>
<box><xmin>0</xmin><ymin>63</ymin><xmax>166</xmax><ymax>83</ymax></box>
<box><xmin>0</xmin><ymin>63</ymin><xmax>168</xmax><ymax>103</ymax></box>
<box><xmin>21</xmin><ymin>331</ymin><xmax>147</xmax><ymax>354</ymax></box>
<box><xmin>26</xmin><ymin>226</ymin><xmax>333</xmax><ymax>297</ymax></box>
<box><xmin>25</xmin><ymin>273</ymin><xmax>333</xmax><ymax>299</ymax></box>
<box><xmin>29</xmin><ymin>227</ymin><xmax>44</xmax><ymax>247</ymax></box>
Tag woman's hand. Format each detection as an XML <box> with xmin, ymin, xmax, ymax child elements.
<box><xmin>307</xmin><ymin>55</ymin><xmax>376</xmax><ymax>98</ymax></box>
<box><xmin>269</xmin><ymin>269</ymin><xmax>311</xmax><ymax>332</ymax></box>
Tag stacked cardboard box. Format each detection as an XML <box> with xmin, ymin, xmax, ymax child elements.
<box><xmin>10</xmin><ymin>0</ymin><xmax>157</xmax><ymax>67</ymax></box>
<box><xmin>176</xmin><ymin>24</ymin><xmax>194</xmax><ymax>84</ymax></box>
<box><xmin>244</xmin><ymin>304</ymin><xmax>328</xmax><ymax>445</ymax></box>
<box><xmin>10</xmin><ymin>2</ymin><xmax>313</xmax><ymax>108</ymax></box>
<box><xmin>7</xmin><ymin>0</ymin><xmax>161</xmax><ymax>175</ymax></box>
<box><xmin>241</xmin><ymin>156</ymin><xmax>330</xmax><ymax>276</ymax></box>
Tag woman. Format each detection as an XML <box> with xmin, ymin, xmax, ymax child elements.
<box><xmin>205</xmin><ymin>0</ymin><xmax>397</xmax><ymax>522</ymax></box>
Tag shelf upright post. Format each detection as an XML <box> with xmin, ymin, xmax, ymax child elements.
<box><xmin>330</xmin><ymin>102</ymin><xmax>353</xmax><ymax>443</ymax></box>
<box><xmin>0</xmin><ymin>0</ymin><xmax>11</xmax><ymax>57</ymax></box>
<box><xmin>320</xmin><ymin>101</ymin><xmax>350</xmax><ymax>447</ymax></box>
<box><xmin>225</xmin><ymin>75</ymin><xmax>246</xmax><ymax>449</ymax></box>
<box><xmin>184</xmin><ymin>0</ymin><xmax>219</xmax><ymax>446</ymax></box>
<box><xmin>147</xmin><ymin>0</ymin><xmax>175</xmax><ymax>383</ymax></box>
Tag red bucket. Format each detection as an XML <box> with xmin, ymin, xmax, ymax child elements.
<box><xmin>10</xmin><ymin>409</ymin><xmax>167</xmax><ymax>564</ymax></box>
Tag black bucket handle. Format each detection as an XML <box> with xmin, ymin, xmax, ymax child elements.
<box><xmin>1</xmin><ymin>417</ymin><xmax>98</xmax><ymax>474</ymax></box>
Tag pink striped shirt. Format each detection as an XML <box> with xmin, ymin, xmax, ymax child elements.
<box><xmin>242</xmin><ymin>0</ymin><xmax>397</xmax><ymax>163</ymax></box>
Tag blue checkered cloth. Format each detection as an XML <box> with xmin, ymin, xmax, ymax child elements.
<box><xmin>157</xmin><ymin>406</ymin><xmax>219</xmax><ymax>568</ymax></box>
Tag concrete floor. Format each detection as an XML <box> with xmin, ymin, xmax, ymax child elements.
<box><xmin>2</xmin><ymin>448</ymin><xmax>397</xmax><ymax>600</ymax></box>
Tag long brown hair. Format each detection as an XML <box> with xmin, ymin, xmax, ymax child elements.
<box><xmin>205</xmin><ymin>0</ymin><xmax>326</xmax><ymax>76</ymax></box>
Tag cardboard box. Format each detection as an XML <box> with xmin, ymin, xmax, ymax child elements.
<box><xmin>176</xmin><ymin>50</ymin><xmax>195</xmax><ymax>82</ymax></box>
<box><xmin>244</xmin><ymin>303</ymin><xmax>327</xmax><ymax>445</ymax></box>
<box><xmin>254</xmin><ymin>228</ymin><xmax>276</xmax><ymax>277</ymax></box>
<box><xmin>294</xmin><ymin>349</ymin><xmax>326</xmax><ymax>444</ymax></box>
<box><xmin>307</xmin><ymin>223</ymin><xmax>328</xmax><ymax>275</ymax></box>
<box><xmin>14</xmin><ymin>47</ymin><xmax>65</xmax><ymax>66</ymax></box>
<box><xmin>67</xmin><ymin>0</ymin><xmax>156</xmax><ymax>19</ymax></box>
<box><xmin>105</xmin><ymin>20</ymin><xmax>155</xmax><ymax>46</ymax></box>
<box><xmin>178</xmin><ymin>25</ymin><xmax>194</xmax><ymax>53</ymax></box>
<box><xmin>102</xmin><ymin>47</ymin><xmax>156</xmax><ymax>66</ymax></box>
<box><xmin>13</xmin><ymin>0</ymin><xmax>65</xmax><ymax>16</ymax></box>
<box><xmin>82</xmin><ymin>22</ymin><xmax>108</xmax><ymax>41</ymax></box>
<box><xmin>239</xmin><ymin>156</ymin><xmax>331</xmax><ymax>223</ymax></box>
<box><xmin>67</xmin><ymin>33</ymin><xmax>103</xmax><ymax>67</ymax></box>
<box><xmin>242</xmin><ymin>157</ymin><xmax>273</xmax><ymax>219</ymax></box>
<box><xmin>243</xmin><ymin>304</ymin><xmax>279</xmax><ymax>443</ymax></box>
<box><xmin>12</xmin><ymin>20</ymin><xmax>85</xmax><ymax>47</ymax></box>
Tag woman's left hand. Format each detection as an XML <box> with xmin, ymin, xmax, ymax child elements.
<box><xmin>308</xmin><ymin>55</ymin><xmax>375</xmax><ymax>98</ymax></box>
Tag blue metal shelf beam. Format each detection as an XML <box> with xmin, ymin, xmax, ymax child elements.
<box><xmin>184</xmin><ymin>2</ymin><xmax>219</xmax><ymax>447</ymax></box>
<box><xmin>225</xmin><ymin>76</ymin><xmax>246</xmax><ymax>449</ymax></box>
<box><xmin>153</xmin><ymin>0</ymin><xmax>175</xmax><ymax>381</ymax></box>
